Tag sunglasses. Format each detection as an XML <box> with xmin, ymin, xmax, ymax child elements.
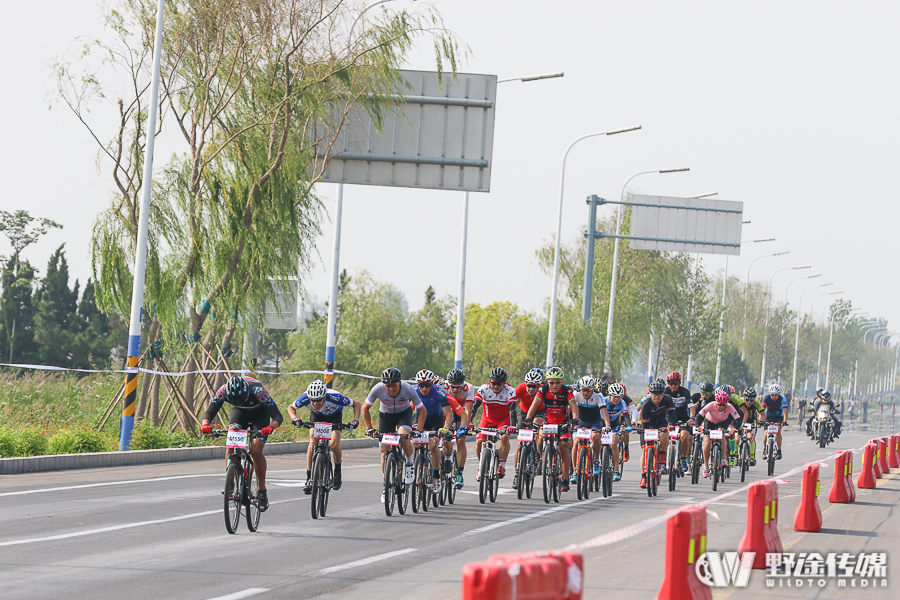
<box><xmin>650</xmin><ymin>392</ymin><xmax>663</xmax><ymax>396</ymax></box>
<box><xmin>525</xmin><ymin>384</ymin><xmax>539</xmax><ymax>390</ymax></box>
<box><xmin>417</xmin><ymin>382</ymin><xmax>433</xmax><ymax>388</ymax></box>
<box><xmin>450</xmin><ymin>385</ymin><xmax>463</xmax><ymax>390</ymax></box>
<box><xmin>384</xmin><ymin>381</ymin><xmax>400</xmax><ymax>387</ymax></box>
<box><xmin>548</xmin><ymin>379</ymin><xmax>562</xmax><ymax>384</ymax></box>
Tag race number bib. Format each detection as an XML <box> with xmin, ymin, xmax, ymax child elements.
<box><xmin>226</xmin><ymin>430</ymin><xmax>248</xmax><ymax>449</ymax></box>
<box><xmin>644</xmin><ymin>429</ymin><xmax>659</xmax><ymax>441</ymax></box>
<box><xmin>381</xmin><ymin>433</ymin><xmax>400</xmax><ymax>446</ymax></box>
<box><xmin>412</xmin><ymin>431</ymin><xmax>430</xmax><ymax>445</ymax></box>
<box><xmin>710</xmin><ymin>429</ymin><xmax>724</xmax><ymax>440</ymax></box>
<box><xmin>575</xmin><ymin>428</ymin><xmax>592</xmax><ymax>440</ymax></box>
<box><xmin>742</xmin><ymin>423</ymin><xmax>752</xmax><ymax>430</ymax></box>
<box><xmin>542</xmin><ymin>423</ymin><xmax>559</xmax><ymax>435</ymax></box>
<box><xmin>767</xmin><ymin>424</ymin><xmax>780</xmax><ymax>434</ymax></box>
<box><xmin>600</xmin><ymin>431</ymin><xmax>614</xmax><ymax>445</ymax></box>
<box><xmin>693</xmin><ymin>427</ymin><xmax>703</xmax><ymax>435</ymax></box>
<box><xmin>518</xmin><ymin>428</ymin><xmax>534</xmax><ymax>442</ymax></box>
<box><xmin>313</xmin><ymin>422</ymin><xmax>333</xmax><ymax>440</ymax></box>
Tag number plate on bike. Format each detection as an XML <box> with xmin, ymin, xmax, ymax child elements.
<box><xmin>412</xmin><ymin>431</ymin><xmax>430</xmax><ymax>445</ymax></box>
<box><xmin>601</xmin><ymin>431</ymin><xmax>613</xmax><ymax>445</ymax></box>
<box><xmin>381</xmin><ymin>433</ymin><xmax>400</xmax><ymax>446</ymax></box>
<box><xmin>542</xmin><ymin>423</ymin><xmax>558</xmax><ymax>435</ymax></box>
<box><xmin>742</xmin><ymin>423</ymin><xmax>752</xmax><ymax>430</ymax></box>
<box><xmin>768</xmin><ymin>424</ymin><xmax>779</xmax><ymax>434</ymax></box>
<box><xmin>709</xmin><ymin>429</ymin><xmax>723</xmax><ymax>440</ymax></box>
<box><xmin>226</xmin><ymin>430</ymin><xmax>248</xmax><ymax>449</ymax></box>
<box><xmin>644</xmin><ymin>429</ymin><xmax>659</xmax><ymax>441</ymax></box>
<box><xmin>693</xmin><ymin>427</ymin><xmax>703</xmax><ymax>435</ymax></box>
<box><xmin>575</xmin><ymin>428</ymin><xmax>592</xmax><ymax>440</ymax></box>
<box><xmin>518</xmin><ymin>428</ymin><xmax>534</xmax><ymax>441</ymax></box>
<box><xmin>313</xmin><ymin>422</ymin><xmax>332</xmax><ymax>440</ymax></box>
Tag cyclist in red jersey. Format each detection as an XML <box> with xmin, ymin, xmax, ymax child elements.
<box><xmin>524</xmin><ymin>366</ymin><xmax>575</xmax><ymax>492</ymax></box>
<box><xmin>443</xmin><ymin>368</ymin><xmax>474</xmax><ymax>488</ymax></box>
<box><xmin>509</xmin><ymin>368</ymin><xmax>546</xmax><ymax>488</ymax></box>
<box><xmin>474</xmin><ymin>367</ymin><xmax>517</xmax><ymax>479</ymax></box>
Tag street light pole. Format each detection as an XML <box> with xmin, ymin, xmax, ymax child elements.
<box><xmin>741</xmin><ymin>251</ymin><xmax>790</xmax><ymax>361</ymax></box>
<box><xmin>759</xmin><ymin>265</ymin><xmax>810</xmax><ymax>390</ymax></box>
<box><xmin>825</xmin><ymin>306</ymin><xmax>858</xmax><ymax>389</ymax></box>
<box><xmin>602</xmin><ymin>167</ymin><xmax>690</xmax><ymax>373</ymax></box>
<box><xmin>546</xmin><ymin>125</ymin><xmax>642</xmax><ymax>368</ymax></box>
<box><xmin>790</xmin><ymin>282</ymin><xmax>832</xmax><ymax>398</ymax></box>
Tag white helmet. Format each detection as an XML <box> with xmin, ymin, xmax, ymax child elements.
<box><xmin>306</xmin><ymin>379</ymin><xmax>327</xmax><ymax>401</ymax></box>
<box><xmin>415</xmin><ymin>369</ymin><xmax>436</xmax><ymax>383</ymax></box>
<box><xmin>768</xmin><ymin>383</ymin><xmax>782</xmax><ymax>395</ymax></box>
<box><xmin>578</xmin><ymin>375</ymin><xmax>596</xmax><ymax>390</ymax></box>
<box><xmin>608</xmin><ymin>383</ymin><xmax>625</xmax><ymax>397</ymax></box>
<box><xmin>524</xmin><ymin>369</ymin><xmax>543</xmax><ymax>385</ymax></box>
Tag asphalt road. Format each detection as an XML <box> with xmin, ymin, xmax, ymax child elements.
<box><xmin>1</xmin><ymin>425</ymin><xmax>898</xmax><ymax>600</ymax></box>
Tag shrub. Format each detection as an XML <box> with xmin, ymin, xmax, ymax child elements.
<box><xmin>0</xmin><ymin>429</ymin><xmax>15</xmax><ymax>457</ymax></box>
<box><xmin>48</xmin><ymin>425</ymin><xmax>115</xmax><ymax>454</ymax></box>
<box><xmin>129</xmin><ymin>420</ymin><xmax>208</xmax><ymax>450</ymax></box>
<box><xmin>11</xmin><ymin>426</ymin><xmax>49</xmax><ymax>456</ymax></box>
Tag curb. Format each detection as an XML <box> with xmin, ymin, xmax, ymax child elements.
<box><xmin>0</xmin><ymin>438</ymin><xmax>378</xmax><ymax>475</ymax></box>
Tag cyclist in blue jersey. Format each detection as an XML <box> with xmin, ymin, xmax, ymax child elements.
<box><xmin>288</xmin><ymin>379</ymin><xmax>360</xmax><ymax>493</ymax></box>
<box><xmin>761</xmin><ymin>384</ymin><xmax>789</xmax><ymax>460</ymax></box>
<box><xmin>571</xmin><ymin>375</ymin><xmax>611</xmax><ymax>480</ymax></box>
<box><xmin>413</xmin><ymin>369</ymin><xmax>455</xmax><ymax>493</ymax></box>
<box><xmin>605</xmin><ymin>383</ymin><xmax>630</xmax><ymax>481</ymax></box>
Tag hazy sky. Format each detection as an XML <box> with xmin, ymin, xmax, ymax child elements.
<box><xmin>2</xmin><ymin>2</ymin><xmax>898</xmax><ymax>342</ymax></box>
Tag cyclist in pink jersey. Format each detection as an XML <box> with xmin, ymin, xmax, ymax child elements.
<box><xmin>695</xmin><ymin>390</ymin><xmax>742</xmax><ymax>478</ymax></box>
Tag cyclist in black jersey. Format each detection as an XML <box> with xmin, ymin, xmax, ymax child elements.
<box><xmin>665</xmin><ymin>371</ymin><xmax>694</xmax><ymax>472</ymax></box>
<box><xmin>638</xmin><ymin>380</ymin><xmax>677</xmax><ymax>488</ymax></box>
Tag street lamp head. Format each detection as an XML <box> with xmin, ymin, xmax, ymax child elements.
<box><xmin>606</xmin><ymin>125</ymin><xmax>642</xmax><ymax>135</ymax></box>
<box><xmin>520</xmin><ymin>71</ymin><xmax>564</xmax><ymax>82</ymax></box>
<box><xmin>660</xmin><ymin>167</ymin><xmax>690</xmax><ymax>173</ymax></box>
<box><xmin>793</xmin><ymin>265</ymin><xmax>812</xmax><ymax>270</ymax></box>
<box><xmin>688</xmin><ymin>191</ymin><xmax>718</xmax><ymax>199</ymax></box>
<box><xmin>773</xmin><ymin>251</ymin><xmax>790</xmax><ymax>256</ymax></box>
<box><xmin>753</xmin><ymin>238</ymin><xmax>776</xmax><ymax>243</ymax></box>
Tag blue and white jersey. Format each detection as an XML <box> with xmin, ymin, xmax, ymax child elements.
<box><xmin>761</xmin><ymin>394</ymin><xmax>788</xmax><ymax>418</ymax></box>
<box><xmin>573</xmin><ymin>390</ymin><xmax>605</xmax><ymax>422</ymax></box>
<box><xmin>415</xmin><ymin>385</ymin><xmax>449</xmax><ymax>418</ymax></box>
<box><xmin>292</xmin><ymin>389</ymin><xmax>354</xmax><ymax>417</ymax></box>
<box><xmin>604</xmin><ymin>397</ymin><xmax>629</xmax><ymax>423</ymax></box>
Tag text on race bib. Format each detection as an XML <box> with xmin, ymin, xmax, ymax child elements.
<box><xmin>768</xmin><ymin>424</ymin><xmax>780</xmax><ymax>434</ymax></box>
<box><xmin>313</xmin><ymin>422</ymin><xmax>333</xmax><ymax>440</ymax></box>
<box><xmin>412</xmin><ymin>431</ymin><xmax>430</xmax><ymax>445</ymax></box>
<box><xmin>710</xmin><ymin>429</ymin><xmax>724</xmax><ymax>440</ymax></box>
<box><xmin>381</xmin><ymin>433</ymin><xmax>400</xmax><ymax>446</ymax></box>
<box><xmin>226</xmin><ymin>430</ymin><xmax>248</xmax><ymax>449</ymax></box>
<box><xmin>575</xmin><ymin>428</ymin><xmax>592</xmax><ymax>440</ymax></box>
<box><xmin>542</xmin><ymin>423</ymin><xmax>559</xmax><ymax>435</ymax></box>
<box><xmin>644</xmin><ymin>429</ymin><xmax>659</xmax><ymax>441</ymax></box>
<box><xmin>600</xmin><ymin>432</ymin><xmax>613</xmax><ymax>445</ymax></box>
<box><xmin>518</xmin><ymin>428</ymin><xmax>534</xmax><ymax>442</ymax></box>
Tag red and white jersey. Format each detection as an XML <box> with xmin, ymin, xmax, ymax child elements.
<box><xmin>475</xmin><ymin>382</ymin><xmax>517</xmax><ymax>421</ymax></box>
<box><xmin>441</xmin><ymin>380</ymin><xmax>476</xmax><ymax>404</ymax></box>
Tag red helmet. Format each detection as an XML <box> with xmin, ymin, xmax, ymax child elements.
<box><xmin>715</xmin><ymin>391</ymin><xmax>729</xmax><ymax>404</ymax></box>
<box><xmin>666</xmin><ymin>371</ymin><xmax>681</xmax><ymax>384</ymax></box>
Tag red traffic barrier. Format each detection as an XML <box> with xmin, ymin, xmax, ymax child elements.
<box><xmin>878</xmin><ymin>437</ymin><xmax>891</xmax><ymax>474</ymax></box>
<box><xmin>829</xmin><ymin>450</ymin><xmax>855</xmax><ymax>503</ymax></box>
<box><xmin>890</xmin><ymin>434</ymin><xmax>900</xmax><ymax>469</ymax></box>
<box><xmin>793</xmin><ymin>463</ymin><xmax>823</xmax><ymax>532</ymax></box>
<box><xmin>872</xmin><ymin>439</ymin><xmax>884</xmax><ymax>479</ymax></box>
<box><xmin>857</xmin><ymin>442</ymin><xmax>878</xmax><ymax>489</ymax></box>
<box><xmin>461</xmin><ymin>551</ymin><xmax>584</xmax><ymax>600</ymax></box>
<box><xmin>738</xmin><ymin>480</ymin><xmax>783</xmax><ymax>569</ymax></box>
<box><xmin>657</xmin><ymin>505</ymin><xmax>712</xmax><ymax>600</ymax></box>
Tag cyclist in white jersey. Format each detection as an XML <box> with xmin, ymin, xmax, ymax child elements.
<box><xmin>443</xmin><ymin>368</ymin><xmax>474</xmax><ymax>488</ymax></box>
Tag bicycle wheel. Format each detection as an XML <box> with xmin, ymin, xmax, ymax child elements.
<box><xmin>310</xmin><ymin>453</ymin><xmax>323</xmax><ymax>520</ymax></box>
<box><xmin>711</xmin><ymin>444</ymin><xmax>720</xmax><ymax>492</ymax></box>
<box><xmin>423</xmin><ymin>457</ymin><xmax>433</xmax><ymax>511</ymax></box>
<box><xmin>578</xmin><ymin>446</ymin><xmax>590</xmax><ymax>500</ymax></box>
<box><xmin>245</xmin><ymin>463</ymin><xmax>260</xmax><ymax>532</ymax></box>
<box><xmin>411</xmin><ymin>455</ymin><xmax>424</xmax><ymax>514</ymax></box>
<box><xmin>517</xmin><ymin>446</ymin><xmax>529</xmax><ymax>500</ymax></box>
<box><xmin>650</xmin><ymin>446</ymin><xmax>660</xmax><ymax>497</ymax></box>
<box><xmin>383</xmin><ymin>453</ymin><xmax>396</xmax><ymax>517</ymax></box>
<box><xmin>396</xmin><ymin>456</ymin><xmax>409</xmax><ymax>516</ymax></box>
<box><xmin>542</xmin><ymin>445</ymin><xmax>553</xmax><ymax>504</ymax></box>
<box><xmin>767</xmin><ymin>438</ymin><xmax>776</xmax><ymax>476</ymax></box>
<box><xmin>478</xmin><ymin>449</ymin><xmax>491</xmax><ymax>504</ymax></box>
<box><xmin>740</xmin><ymin>441</ymin><xmax>749</xmax><ymax>483</ymax></box>
<box><xmin>525</xmin><ymin>445</ymin><xmax>535</xmax><ymax>499</ymax></box>
<box><xmin>690</xmin><ymin>438</ymin><xmax>702</xmax><ymax>485</ymax></box>
<box><xmin>601</xmin><ymin>445</ymin><xmax>612</xmax><ymax>498</ymax></box>
<box><xmin>319</xmin><ymin>459</ymin><xmax>332</xmax><ymax>517</ymax></box>
<box><xmin>489</xmin><ymin>451</ymin><xmax>499</xmax><ymax>503</ymax></box>
<box><xmin>551</xmin><ymin>449</ymin><xmax>561</xmax><ymax>504</ymax></box>
<box><xmin>224</xmin><ymin>462</ymin><xmax>243</xmax><ymax>534</ymax></box>
<box><xmin>447</xmin><ymin>454</ymin><xmax>458</xmax><ymax>505</ymax></box>
<box><xmin>667</xmin><ymin>443</ymin><xmax>677</xmax><ymax>492</ymax></box>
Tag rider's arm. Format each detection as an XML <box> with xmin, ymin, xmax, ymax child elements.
<box><xmin>362</xmin><ymin>402</ymin><xmax>374</xmax><ymax>430</ymax></box>
<box><xmin>256</xmin><ymin>388</ymin><xmax>283</xmax><ymax>427</ymax></box>
<box><xmin>569</xmin><ymin>399</ymin><xmax>579</xmax><ymax>421</ymax></box>
<box><xmin>508</xmin><ymin>402</ymin><xmax>518</xmax><ymax>429</ymax></box>
<box><xmin>601</xmin><ymin>405</ymin><xmax>610</xmax><ymax>428</ymax></box>
<box><xmin>442</xmin><ymin>405</ymin><xmax>453</xmax><ymax>430</ymax></box>
<box><xmin>415</xmin><ymin>409</ymin><xmax>427</xmax><ymax>431</ymax></box>
<box><xmin>525</xmin><ymin>400</ymin><xmax>539</xmax><ymax>422</ymax></box>
<box><xmin>202</xmin><ymin>387</ymin><xmax>228</xmax><ymax>424</ymax></box>
<box><xmin>350</xmin><ymin>399</ymin><xmax>362</xmax><ymax>420</ymax></box>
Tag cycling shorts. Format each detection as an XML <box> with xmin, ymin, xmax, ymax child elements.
<box><xmin>309</xmin><ymin>410</ymin><xmax>344</xmax><ymax>426</ymax></box>
<box><xmin>229</xmin><ymin>407</ymin><xmax>272</xmax><ymax>439</ymax></box>
<box><xmin>765</xmin><ymin>415</ymin><xmax>784</xmax><ymax>425</ymax></box>
<box><xmin>477</xmin><ymin>413</ymin><xmax>510</xmax><ymax>441</ymax></box>
<box><xmin>379</xmin><ymin>408</ymin><xmax>414</xmax><ymax>434</ymax></box>
<box><xmin>577</xmin><ymin>416</ymin><xmax>606</xmax><ymax>432</ymax></box>
<box><xmin>423</xmin><ymin>413</ymin><xmax>445</xmax><ymax>432</ymax></box>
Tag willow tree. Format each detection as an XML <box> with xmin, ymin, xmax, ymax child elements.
<box><xmin>54</xmin><ymin>0</ymin><xmax>460</xmax><ymax>411</ymax></box>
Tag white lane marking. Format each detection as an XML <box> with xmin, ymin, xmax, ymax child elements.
<box><xmin>313</xmin><ymin>548</ymin><xmax>417</xmax><ymax>574</ymax></box>
<box><xmin>0</xmin><ymin>498</ymin><xmax>304</xmax><ymax>547</ymax></box>
<box><xmin>203</xmin><ymin>588</ymin><xmax>269</xmax><ymax>600</ymax></box>
<box><xmin>462</xmin><ymin>498</ymin><xmax>599</xmax><ymax>535</ymax></box>
<box><xmin>0</xmin><ymin>466</ymin><xmax>380</xmax><ymax>498</ymax></box>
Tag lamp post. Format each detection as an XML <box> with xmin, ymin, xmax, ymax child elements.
<box><xmin>825</xmin><ymin>306</ymin><xmax>861</xmax><ymax>389</ymax></box>
<box><xmin>790</xmin><ymin>282</ymin><xmax>832</xmax><ymax>398</ymax></box>
<box><xmin>545</xmin><ymin>125</ymin><xmax>642</xmax><ymax>368</ymax></box>
<box><xmin>453</xmin><ymin>71</ymin><xmax>564</xmax><ymax>368</ymax></box>
<box><xmin>759</xmin><ymin>265</ymin><xmax>811</xmax><ymax>390</ymax></box>
<box><xmin>602</xmin><ymin>167</ymin><xmax>690</xmax><ymax>373</ymax></box>
<box><xmin>741</xmin><ymin>251</ymin><xmax>790</xmax><ymax>360</ymax></box>
<box><xmin>809</xmin><ymin>290</ymin><xmax>842</xmax><ymax>392</ymax></box>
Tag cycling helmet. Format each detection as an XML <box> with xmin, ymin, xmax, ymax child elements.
<box><xmin>489</xmin><ymin>367</ymin><xmax>508</xmax><ymax>383</ymax></box>
<box><xmin>715</xmin><ymin>390</ymin><xmax>729</xmax><ymax>404</ymax></box>
<box><xmin>433</xmin><ymin>376</ymin><xmax>445</xmax><ymax>388</ymax></box>
<box><xmin>816</xmin><ymin>386</ymin><xmax>824</xmax><ymax>396</ymax></box>
<box><xmin>666</xmin><ymin>371</ymin><xmax>682</xmax><ymax>384</ymax></box>
<box><xmin>226</xmin><ymin>375</ymin><xmax>249</xmax><ymax>404</ymax></box>
<box><xmin>743</xmin><ymin>387</ymin><xmax>757</xmax><ymax>400</ymax></box>
<box><xmin>700</xmin><ymin>381</ymin><xmax>715</xmax><ymax>393</ymax></box>
<box><xmin>723</xmin><ymin>384</ymin><xmax>736</xmax><ymax>395</ymax></box>
<box><xmin>306</xmin><ymin>379</ymin><xmax>327</xmax><ymax>401</ymax></box>
<box><xmin>648</xmin><ymin>380</ymin><xmax>666</xmax><ymax>394</ymax></box>
<box><xmin>608</xmin><ymin>383</ymin><xmax>625</xmax><ymax>397</ymax></box>
<box><xmin>524</xmin><ymin>369</ymin><xmax>543</xmax><ymax>385</ymax></box>
<box><xmin>381</xmin><ymin>367</ymin><xmax>402</xmax><ymax>384</ymax></box>
<box><xmin>768</xmin><ymin>383</ymin><xmax>782</xmax><ymax>395</ymax></box>
<box><xmin>620</xmin><ymin>383</ymin><xmax>627</xmax><ymax>395</ymax></box>
<box><xmin>578</xmin><ymin>375</ymin><xmax>596</xmax><ymax>390</ymax></box>
<box><xmin>546</xmin><ymin>367</ymin><xmax>564</xmax><ymax>380</ymax></box>
<box><xmin>415</xmin><ymin>369</ymin><xmax>435</xmax><ymax>384</ymax></box>
<box><xmin>822</xmin><ymin>389</ymin><xmax>832</xmax><ymax>399</ymax></box>
<box><xmin>598</xmin><ymin>381</ymin><xmax>610</xmax><ymax>395</ymax></box>
<box><xmin>446</xmin><ymin>368</ymin><xmax>466</xmax><ymax>385</ymax></box>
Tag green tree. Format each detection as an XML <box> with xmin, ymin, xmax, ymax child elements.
<box><xmin>404</xmin><ymin>286</ymin><xmax>455</xmax><ymax>376</ymax></box>
<box><xmin>33</xmin><ymin>246</ymin><xmax>80</xmax><ymax>367</ymax></box>
<box><xmin>462</xmin><ymin>301</ymin><xmax>539</xmax><ymax>384</ymax></box>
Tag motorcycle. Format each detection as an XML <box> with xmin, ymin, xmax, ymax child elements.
<box><xmin>813</xmin><ymin>407</ymin><xmax>833</xmax><ymax>448</ymax></box>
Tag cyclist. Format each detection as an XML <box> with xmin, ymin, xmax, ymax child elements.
<box><xmin>695</xmin><ymin>390</ymin><xmax>742</xmax><ymax>478</ymax></box>
<box><xmin>474</xmin><ymin>367</ymin><xmax>517</xmax><ymax>480</ymax></box>
<box><xmin>510</xmin><ymin>368</ymin><xmax>546</xmax><ymax>488</ymax></box>
<box><xmin>807</xmin><ymin>388</ymin><xmax>842</xmax><ymax>439</ymax></box>
<box><xmin>413</xmin><ymin>369</ymin><xmax>461</xmax><ymax>493</ymax></box>
<box><xmin>201</xmin><ymin>375</ymin><xmax>283</xmax><ymax>511</ymax></box>
<box><xmin>524</xmin><ymin>366</ymin><xmax>574</xmax><ymax>492</ymax></box>
<box><xmin>665</xmin><ymin>371</ymin><xmax>695</xmax><ymax>472</ymax></box>
<box><xmin>442</xmin><ymin>368</ymin><xmax>474</xmax><ymax>488</ymax></box>
<box><xmin>619</xmin><ymin>383</ymin><xmax>636</xmax><ymax>461</ymax></box>
<box><xmin>605</xmin><ymin>383</ymin><xmax>630</xmax><ymax>481</ymax></box>
<box><xmin>638</xmin><ymin>380</ymin><xmax>677</xmax><ymax>488</ymax></box>
<box><xmin>363</xmin><ymin>367</ymin><xmax>427</xmax><ymax>496</ymax></box>
<box><xmin>740</xmin><ymin>387</ymin><xmax>765</xmax><ymax>466</ymax></box>
<box><xmin>571</xmin><ymin>375</ymin><xmax>611</xmax><ymax>481</ymax></box>
<box><xmin>761</xmin><ymin>383</ymin><xmax>789</xmax><ymax>460</ymax></box>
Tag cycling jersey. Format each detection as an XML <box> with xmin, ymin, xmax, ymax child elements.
<box><xmin>414</xmin><ymin>385</ymin><xmax>451</xmax><ymax>418</ymax></box>
<box><xmin>511</xmin><ymin>382</ymin><xmax>545</xmax><ymax>414</ymax></box>
<box><xmin>604</xmin><ymin>397</ymin><xmax>629</xmax><ymax>423</ymax></box>
<box><xmin>204</xmin><ymin>376</ymin><xmax>282</xmax><ymax>423</ymax></box>
<box><xmin>536</xmin><ymin>383</ymin><xmax>574</xmax><ymax>424</ymax></box>
<box><xmin>365</xmin><ymin>381</ymin><xmax>424</xmax><ymax>414</ymax></box>
<box><xmin>291</xmin><ymin>389</ymin><xmax>353</xmax><ymax>417</ymax></box>
<box><xmin>696</xmin><ymin>402</ymin><xmax>741</xmax><ymax>426</ymax></box>
<box><xmin>573</xmin><ymin>390</ymin><xmax>605</xmax><ymax>422</ymax></box>
<box><xmin>474</xmin><ymin>382</ymin><xmax>517</xmax><ymax>421</ymax></box>
<box><xmin>640</xmin><ymin>395</ymin><xmax>677</xmax><ymax>429</ymax></box>
<box><xmin>761</xmin><ymin>394</ymin><xmax>788</xmax><ymax>419</ymax></box>
<box><xmin>442</xmin><ymin>380</ymin><xmax>476</xmax><ymax>404</ymax></box>
<box><xmin>743</xmin><ymin>398</ymin><xmax>765</xmax><ymax>421</ymax></box>
<box><xmin>667</xmin><ymin>385</ymin><xmax>693</xmax><ymax>422</ymax></box>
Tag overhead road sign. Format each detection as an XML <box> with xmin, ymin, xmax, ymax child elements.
<box><xmin>619</xmin><ymin>195</ymin><xmax>743</xmax><ymax>255</ymax></box>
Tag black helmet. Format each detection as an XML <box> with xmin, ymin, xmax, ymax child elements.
<box><xmin>648</xmin><ymin>380</ymin><xmax>666</xmax><ymax>394</ymax></box>
<box><xmin>822</xmin><ymin>389</ymin><xmax>832</xmax><ymax>399</ymax></box>
<box><xmin>381</xmin><ymin>367</ymin><xmax>402</xmax><ymax>384</ymax></box>
<box><xmin>489</xmin><ymin>367</ymin><xmax>508</xmax><ymax>383</ymax></box>
<box><xmin>598</xmin><ymin>381</ymin><xmax>610</xmax><ymax>395</ymax></box>
<box><xmin>700</xmin><ymin>381</ymin><xmax>715</xmax><ymax>393</ymax></box>
<box><xmin>226</xmin><ymin>375</ymin><xmax>249</xmax><ymax>404</ymax></box>
<box><xmin>446</xmin><ymin>368</ymin><xmax>465</xmax><ymax>385</ymax></box>
<box><xmin>743</xmin><ymin>387</ymin><xmax>757</xmax><ymax>400</ymax></box>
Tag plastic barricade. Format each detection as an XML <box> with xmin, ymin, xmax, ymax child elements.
<box><xmin>872</xmin><ymin>439</ymin><xmax>883</xmax><ymax>479</ymax></box>
<box><xmin>657</xmin><ymin>505</ymin><xmax>712</xmax><ymax>600</ymax></box>
<box><xmin>857</xmin><ymin>442</ymin><xmax>878</xmax><ymax>489</ymax></box>
<box><xmin>829</xmin><ymin>450</ymin><xmax>855</xmax><ymax>503</ymax></box>
<box><xmin>462</xmin><ymin>551</ymin><xmax>583</xmax><ymax>600</ymax></box>
<box><xmin>738</xmin><ymin>480</ymin><xmax>782</xmax><ymax>569</ymax></box>
<box><xmin>877</xmin><ymin>437</ymin><xmax>891</xmax><ymax>474</ymax></box>
<box><xmin>890</xmin><ymin>434</ymin><xmax>900</xmax><ymax>469</ymax></box>
<box><xmin>793</xmin><ymin>463</ymin><xmax>823</xmax><ymax>532</ymax></box>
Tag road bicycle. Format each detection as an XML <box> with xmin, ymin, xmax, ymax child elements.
<box><xmin>573</xmin><ymin>427</ymin><xmax>594</xmax><ymax>500</ymax></box>
<box><xmin>208</xmin><ymin>427</ymin><xmax>263</xmax><ymax>534</ymax></box>
<box><xmin>737</xmin><ymin>422</ymin><xmax>755</xmax><ymax>483</ymax></box>
<box><xmin>296</xmin><ymin>421</ymin><xmax>353</xmax><ymax>519</ymax></box>
<box><xmin>689</xmin><ymin>424</ymin><xmax>705</xmax><ymax>485</ymax></box>
<box><xmin>763</xmin><ymin>422</ymin><xmax>781</xmax><ymax>477</ymax></box>
<box><xmin>641</xmin><ymin>427</ymin><xmax>665</xmax><ymax>498</ymax></box>
<box><xmin>439</xmin><ymin>429</ymin><xmax>458</xmax><ymax>505</ymax></box>
<box><xmin>474</xmin><ymin>427</ymin><xmax>508</xmax><ymax>504</ymax></box>
<box><xmin>599</xmin><ymin>428</ymin><xmax>617</xmax><ymax>498</ymax></box>
<box><xmin>708</xmin><ymin>427</ymin><xmax>728</xmax><ymax>492</ymax></box>
<box><xmin>540</xmin><ymin>423</ymin><xmax>570</xmax><ymax>504</ymax></box>
<box><xmin>666</xmin><ymin>425</ymin><xmax>688</xmax><ymax>492</ymax></box>
<box><xmin>373</xmin><ymin>431</ymin><xmax>411</xmax><ymax>517</ymax></box>
<box><xmin>411</xmin><ymin>430</ymin><xmax>441</xmax><ymax>513</ymax></box>
<box><xmin>515</xmin><ymin>426</ymin><xmax>538</xmax><ymax>500</ymax></box>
